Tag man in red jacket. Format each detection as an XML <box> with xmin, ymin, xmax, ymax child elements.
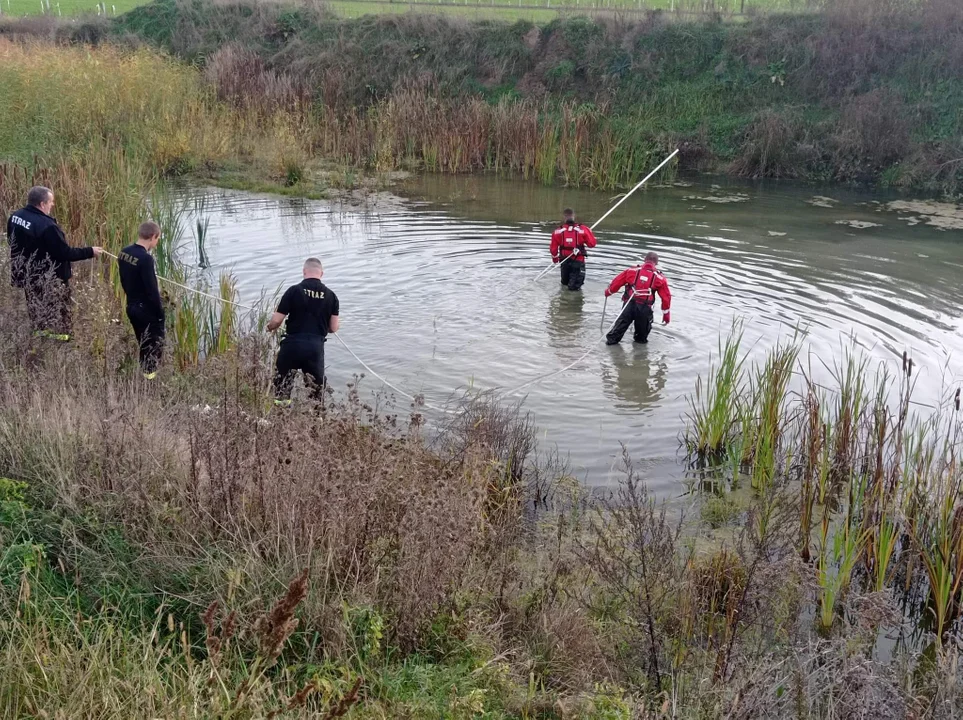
<box><xmin>604</xmin><ymin>252</ymin><xmax>671</xmax><ymax>345</ymax></box>
<box><xmin>550</xmin><ymin>208</ymin><xmax>597</xmax><ymax>291</ymax></box>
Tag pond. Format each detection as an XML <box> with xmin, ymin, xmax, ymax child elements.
<box><xmin>176</xmin><ymin>174</ymin><xmax>963</xmax><ymax>494</ymax></box>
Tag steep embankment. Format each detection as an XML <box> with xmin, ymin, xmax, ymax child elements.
<box><xmin>110</xmin><ymin>0</ymin><xmax>963</xmax><ymax>192</ymax></box>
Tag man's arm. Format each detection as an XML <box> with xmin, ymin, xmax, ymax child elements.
<box><xmin>267</xmin><ymin>312</ymin><xmax>286</xmax><ymax>332</ymax></box>
<box><xmin>268</xmin><ymin>287</ymin><xmax>295</xmax><ymax>332</ymax></box>
<box><xmin>657</xmin><ymin>275</ymin><xmax>671</xmax><ymax>323</ymax></box>
<box><xmin>549</xmin><ymin>230</ymin><xmax>561</xmax><ymax>261</ymax></box>
<box><xmin>328</xmin><ymin>293</ymin><xmax>340</xmax><ymax>333</ymax></box>
<box><xmin>582</xmin><ymin>226</ymin><xmax>598</xmax><ymax>248</ymax></box>
<box><xmin>44</xmin><ymin>225</ymin><xmax>101</xmax><ymax>262</ymax></box>
<box><xmin>603</xmin><ymin>269</ymin><xmax>629</xmax><ymax>297</ymax></box>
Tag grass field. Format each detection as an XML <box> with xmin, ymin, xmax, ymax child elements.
<box><xmin>1</xmin><ymin>0</ymin><xmax>803</xmax><ymax>19</ymax></box>
<box><xmin>0</xmin><ymin>0</ymin><xmax>138</xmax><ymax>15</ymax></box>
<box><xmin>328</xmin><ymin>0</ymin><xmax>564</xmax><ymax>21</ymax></box>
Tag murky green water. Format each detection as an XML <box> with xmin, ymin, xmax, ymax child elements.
<box><xmin>178</xmin><ymin>174</ymin><xmax>963</xmax><ymax>494</ymax></box>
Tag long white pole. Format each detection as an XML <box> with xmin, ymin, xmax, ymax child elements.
<box><xmin>532</xmin><ymin>147</ymin><xmax>680</xmax><ymax>282</ymax></box>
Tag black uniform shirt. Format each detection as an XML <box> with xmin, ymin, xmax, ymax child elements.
<box><xmin>118</xmin><ymin>243</ymin><xmax>164</xmax><ymax>319</ymax></box>
<box><xmin>277</xmin><ymin>278</ymin><xmax>339</xmax><ymax>340</ymax></box>
<box><xmin>6</xmin><ymin>205</ymin><xmax>93</xmax><ymax>287</ymax></box>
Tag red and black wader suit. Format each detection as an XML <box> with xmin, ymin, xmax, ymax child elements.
<box><xmin>550</xmin><ymin>221</ymin><xmax>597</xmax><ymax>291</ymax></box>
<box><xmin>604</xmin><ymin>262</ymin><xmax>671</xmax><ymax>345</ymax></box>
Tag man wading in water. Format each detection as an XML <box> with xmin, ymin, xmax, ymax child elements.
<box><xmin>550</xmin><ymin>208</ymin><xmax>597</xmax><ymax>291</ymax></box>
<box><xmin>604</xmin><ymin>252</ymin><xmax>671</xmax><ymax>345</ymax></box>
<box><xmin>268</xmin><ymin>257</ymin><xmax>340</xmax><ymax>407</ymax></box>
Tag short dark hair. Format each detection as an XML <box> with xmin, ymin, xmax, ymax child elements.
<box><xmin>563</xmin><ymin>208</ymin><xmax>574</xmax><ymax>216</ymax></box>
<box><xmin>27</xmin><ymin>186</ymin><xmax>52</xmax><ymax>207</ymax></box>
<box><xmin>138</xmin><ymin>221</ymin><xmax>161</xmax><ymax>240</ymax></box>
<box><xmin>644</xmin><ymin>251</ymin><xmax>659</xmax><ymax>264</ymax></box>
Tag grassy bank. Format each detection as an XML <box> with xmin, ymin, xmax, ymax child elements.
<box><xmin>1</xmin><ymin>270</ymin><xmax>962</xmax><ymax>716</ymax></box>
<box><xmin>99</xmin><ymin>0</ymin><xmax>963</xmax><ymax>193</ymax></box>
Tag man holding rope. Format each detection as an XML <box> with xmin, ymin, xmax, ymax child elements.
<box><xmin>604</xmin><ymin>252</ymin><xmax>671</xmax><ymax>345</ymax></box>
<box><xmin>6</xmin><ymin>186</ymin><xmax>103</xmax><ymax>340</ymax></box>
<box><xmin>268</xmin><ymin>257</ymin><xmax>340</xmax><ymax>407</ymax></box>
<box><xmin>550</xmin><ymin>208</ymin><xmax>597</xmax><ymax>291</ymax></box>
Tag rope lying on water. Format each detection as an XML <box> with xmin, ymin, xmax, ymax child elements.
<box><xmin>504</xmin><ymin>290</ymin><xmax>637</xmax><ymax>397</ymax></box>
<box><xmin>332</xmin><ymin>333</ymin><xmax>454</xmax><ymax>414</ymax></box>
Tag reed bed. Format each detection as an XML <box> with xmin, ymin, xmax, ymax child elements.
<box><xmin>0</xmin><ymin>38</ymin><xmax>677</xmax><ymax>192</ymax></box>
<box><xmin>685</xmin><ymin>328</ymin><xmax>963</xmax><ymax>645</ymax></box>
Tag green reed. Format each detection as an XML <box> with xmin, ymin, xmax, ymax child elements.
<box><xmin>817</xmin><ymin>520</ymin><xmax>867</xmax><ymax>634</ymax></box>
<box><xmin>193</xmin><ymin>217</ymin><xmax>211</xmax><ymax>270</ymax></box>
<box><xmin>213</xmin><ymin>274</ymin><xmax>238</xmax><ymax>356</ymax></box>
<box><xmin>872</xmin><ymin>513</ymin><xmax>900</xmax><ymax>593</ymax></box>
<box><xmin>685</xmin><ymin>321</ymin><xmax>746</xmax><ymax>459</ymax></box>
<box><xmin>685</xmin><ymin>332</ymin><xmax>963</xmax><ymax>640</ymax></box>
<box><xmin>746</xmin><ymin>333</ymin><xmax>801</xmax><ymax>490</ymax></box>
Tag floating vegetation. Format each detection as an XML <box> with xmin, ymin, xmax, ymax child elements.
<box><xmin>835</xmin><ymin>219</ymin><xmax>882</xmax><ymax>229</ymax></box>
<box><xmin>807</xmin><ymin>196</ymin><xmax>839</xmax><ymax>208</ymax></box>
<box><xmin>886</xmin><ymin>200</ymin><xmax>963</xmax><ymax>231</ymax></box>
<box><xmin>684</xmin><ymin>193</ymin><xmax>751</xmax><ymax>204</ymax></box>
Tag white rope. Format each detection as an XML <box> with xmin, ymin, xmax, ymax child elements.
<box><xmin>503</xmin><ymin>289</ymin><xmax>637</xmax><ymax>397</ymax></box>
<box><xmin>333</xmin><ymin>333</ymin><xmax>453</xmax><ymax>414</ymax></box>
<box><xmin>102</xmin><ymin>250</ymin><xmax>257</xmax><ymax>311</ymax></box>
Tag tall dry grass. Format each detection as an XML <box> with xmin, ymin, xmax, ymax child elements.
<box><xmin>1</xmin><ymin>257</ymin><xmax>961</xmax><ymax>714</ymax></box>
<box><xmin>0</xmin><ymin>39</ymin><xmax>313</xmax><ymax>181</ymax></box>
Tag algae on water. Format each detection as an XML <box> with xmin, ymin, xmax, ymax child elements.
<box><xmin>886</xmin><ymin>200</ymin><xmax>963</xmax><ymax>231</ymax></box>
<box><xmin>807</xmin><ymin>196</ymin><xmax>839</xmax><ymax>208</ymax></box>
<box><xmin>835</xmin><ymin>220</ymin><xmax>882</xmax><ymax>229</ymax></box>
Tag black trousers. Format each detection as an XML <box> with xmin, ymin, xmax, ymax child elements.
<box><xmin>560</xmin><ymin>259</ymin><xmax>586</xmax><ymax>291</ymax></box>
<box><xmin>606</xmin><ymin>302</ymin><xmax>654</xmax><ymax>345</ymax></box>
<box><xmin>273</xmin><ymin>337</ymin><xmax>326</xmax><ymax>400</ymax></box>
<box><xmin>127</xmin><ymin>304</ymin><xmax>165</xmax><ymax>373</ymax></box>
<box><xmin>25</xmin><ymin>276</ymin><xmax>71</xmax><ymax>336</ymax></box>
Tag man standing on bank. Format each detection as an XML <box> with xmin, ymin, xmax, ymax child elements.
<box><xmin>6</xmin><ymin>186</ymin><xmax>103</xmax><ymax>340</ymax></box>
<box><xmin>267</xmin><ymin>257</ymin><xmax>340</xmax><ymax>406</ymax></box>
<box><xmin>604</xmin><ymin>252</ymin><xmax>671</xmax><ymax>345</ymax></box>
<box><xmin>118</xmin><ymin>222</ymin><xmax>165</xmax><ymax>379</ymax></box>
<box><xmin>550</xmin><ymin>208</ymin><xmax>597</xmax><ymax>291</ymax></box>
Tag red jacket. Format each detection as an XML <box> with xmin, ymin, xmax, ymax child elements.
<box><xmin>550</xmin><ymin>223</ymin><xmax>597</xmax><ymax>264</ymax></box>
<box><xmin>605</xmin><ymin>262</ymin><xmax>671</xmax><ymax>309</ymax></box>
